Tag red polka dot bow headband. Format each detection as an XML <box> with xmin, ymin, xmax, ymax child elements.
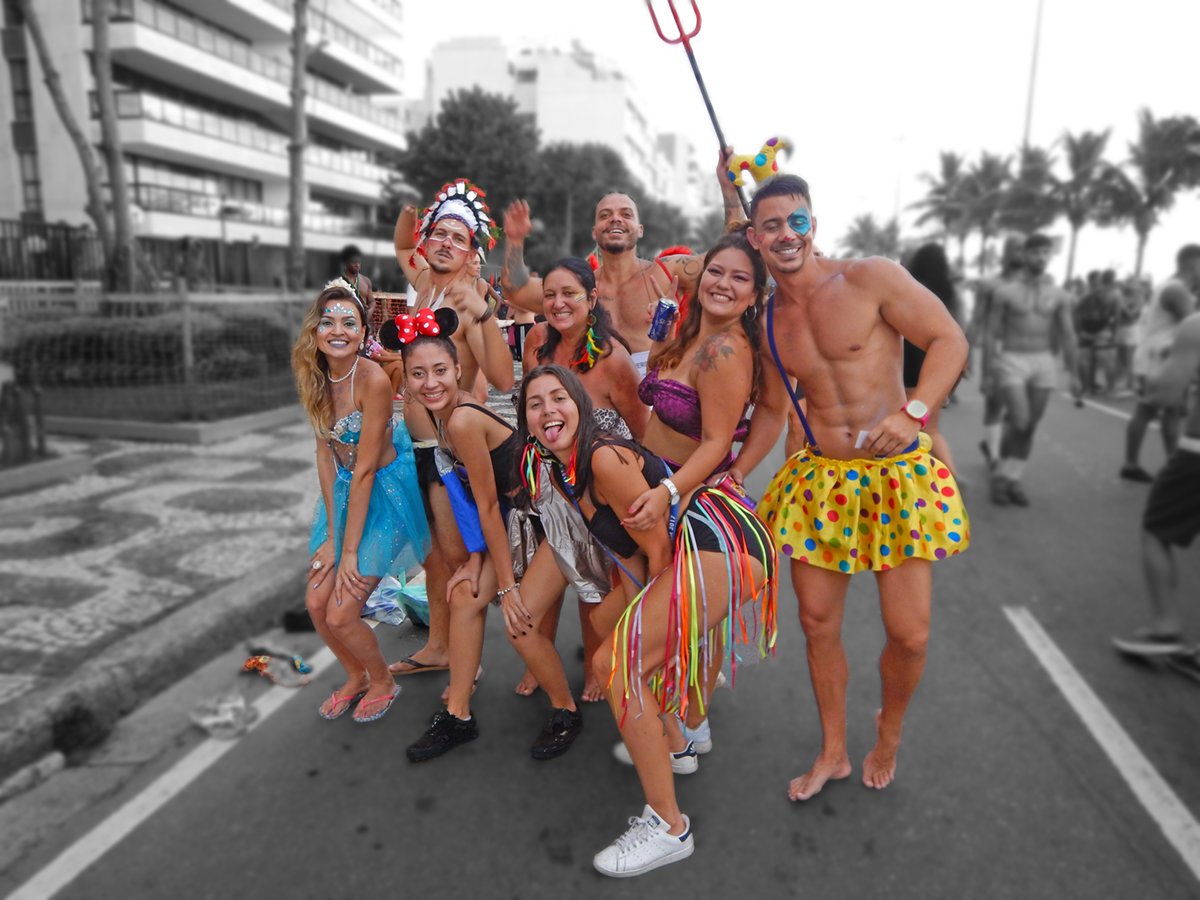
<box><xmin>393</xmin><ymin>308</ymin><xmax>441</xmax><ymax>344</ymax></box>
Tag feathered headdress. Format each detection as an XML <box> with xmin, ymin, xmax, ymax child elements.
<box><xmin>416</xmin><ymin>179</ymin><xmax>497</xmax><ymax>252</ymax></box>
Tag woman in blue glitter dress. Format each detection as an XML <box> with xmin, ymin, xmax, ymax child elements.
<box><xmin>293</xmin><ymin>280</ymin><xmax>429</xmax><ymax>724</ymax></box>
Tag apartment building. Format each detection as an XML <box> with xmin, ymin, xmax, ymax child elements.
<box><xmin>0</xmin><ymin>0</ymin><xmax>408</xmax><ymax>287</ymax></box>
<box><xmin>423</xmin><ymin>37</ymin><xmax>715</xmax><ymax>220</ymax></box>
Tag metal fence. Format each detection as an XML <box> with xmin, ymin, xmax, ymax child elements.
<box><xmin>0</xmin><ymin>288</ymin><xmax>310</xmax><ymax>424</ymax></box>
<box><xmin>0</xmin><ymin>220</ymin><xmax>105</xmax><ymax>282</ymax></box>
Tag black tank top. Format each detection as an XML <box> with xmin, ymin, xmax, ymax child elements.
<box><xmin>441</xmin><ymin>403</ymin><xmax>521</xmax><ymax>499</ymax></box>
<box><xmin>562</xmin><ymin>441</ymin><xmax>668</xmax><ymax>558</ymax></box>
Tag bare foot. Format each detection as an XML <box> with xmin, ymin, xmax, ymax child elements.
<box><xmin>319</xmin><ymin>676</ymin><xmax>369</xmax><ymax>718</ymax></box>
<box><xmin>351</xmin><ymin>681</ymin><xmax>398</xmax><ymax>723</ymax></box>
<box><xmin>581</xmin><ymin>676</ymin><xmax>605</xmax><ymax>703</ymax></box>
<box><xmin>388</xmin><ymin>647</ymin><xmax>449</xmax><ymax>675</ymax></box>
<box><xmin>514</xmin><ymin>669</ymin><xmax>538</xmax><ymax>697</ymax></box>
<box><xmin>862</xmin><ymin>711</ymin><xmax>900</xmax><ymax>791</ymax></box>
<box><xmin>787</xmin><ymin>754</ymin><xmax>852</xmax><ymax>801</ymax></box>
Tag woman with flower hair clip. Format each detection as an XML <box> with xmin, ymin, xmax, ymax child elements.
<box><xmin>293</xmin><ymin>281</ymin><xmax>429</xmax><ymax>725</ymax></box>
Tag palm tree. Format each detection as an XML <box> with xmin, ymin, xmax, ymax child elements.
<box><xmin>287</xmin><ymin>0</ymin><xmax>309</xmax><ymax>292</ymax></box>
<box><xmin>998</xmin><ymin>144</ymin><xmax>1060</xmax><ymax>237</ymax></box>
<box><xmin>1051</xmin><ymin>129</ymin><xmax>1110</xmax><ymax>281</ymax></box>
<box><xmin>962</xmin><ymin>151</ymin><xmax>1012</xmax><ymax>275</ymax></box>
<box><xmin>911</xmin><ymin>151</ymin><xmax>970</xmax><ymax>269</ymax></box>
<box><xmin>840</xmin><ymin>214</ymin><xmax>901</xmax><ymax>259</ymax></box>
<box><xmin>1095</xmin><ymin>109</ymin><xmax>1200</xmax><ymax>276</ymax></box>
<box><xmin>92</xmin><ymin>0</ymin><xmax>135</xmax><ymax>292</ymax></box>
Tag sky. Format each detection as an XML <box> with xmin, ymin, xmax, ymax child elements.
<box><xmin>399</xmin><ymin>0</ymin><xmax>1199</xmax><ymax>283</ymax></box>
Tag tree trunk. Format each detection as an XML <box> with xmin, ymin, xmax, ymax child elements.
<box><xmin>287</xmin><ymin>0</ymin><xmax>309</xmax><ymax>293</ymax></box>
<box><xmin>1134</xmin><ymin>228</ymin><xmax>1149</xmax><ymax>278</ymax></box>
<box><xmin>18</xmin><ymin>0</ymin><xmax>113</xmax><ymax>263</ymax></box>
<box><xmin>1065</xmin><ymin>223</ymin><xmax>1079</xmax><ymax>282</ymax></box>
<box><xmin>92</xmin><ymin>0</ymin><xmax>135</xmax><ymax>292</ymax></box>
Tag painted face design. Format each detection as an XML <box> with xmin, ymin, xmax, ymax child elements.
<box><xmin>787</xmin><ymin>208</ymin><xmax>812</xmax><ymax>237</ymax></box>
<box><xmin>318</xmin><ymin>304</ymin><xmax>362</xmax><ymax>334</ymax></box>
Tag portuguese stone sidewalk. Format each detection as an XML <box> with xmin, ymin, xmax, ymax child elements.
<box><xmin>0</xmin><ymin>383</ymin><xmax>520</xmax><ymax>791</ymax></box>
<box><xmin>0</xmin><ymin>420</ymin><xmax>322</xmax><ymax>785</ymax></box>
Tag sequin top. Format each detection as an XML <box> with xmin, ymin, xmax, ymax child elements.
<box><xmin>327</xmin><ymin>366</ymin><xmax>395</xmax><ymax>472</ymax></box>
<box><xmin>637</xmin><ymin>367</ymin><xmax>750</xmax><ymax>443</ymax></box>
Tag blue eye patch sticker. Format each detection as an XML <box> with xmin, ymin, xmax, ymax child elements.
<box><xmin>787</xmin><ymin>208</ymin><xmax>812</xmax><ymax>236</ymax></box>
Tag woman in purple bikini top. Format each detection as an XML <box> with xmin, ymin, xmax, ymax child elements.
<box><xmin>622</xmin><ymin>225</ymin><xmax>769</xmax><ymax>531</ymax></box>
<box><xmin>637</xmin><ymin>368</ymin><xmax>749</xmax><ymax>471</ymax></box>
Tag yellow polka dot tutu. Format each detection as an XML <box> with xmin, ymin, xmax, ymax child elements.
<box><xmin>757</xmin><ymin>433</ymin><xmax>969</xmax><ymax>574</ymax></box>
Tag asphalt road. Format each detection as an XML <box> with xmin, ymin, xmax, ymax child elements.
<box><xmin>2</xmin><ymin>381</ymin><xmax>1198</xmax><ymax>900</ymax></box>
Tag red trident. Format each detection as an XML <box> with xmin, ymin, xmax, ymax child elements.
<box><xmin>646</xmin><ymin>0</ymin><xmax>749</xmax><ymax>215</ymax></box>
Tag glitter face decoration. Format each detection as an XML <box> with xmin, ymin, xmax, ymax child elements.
<box><xmin>318</xmin><ymin>304</ymin><xmax>362</xmax><ymax>334</ymax></box>
<box><xmin>787</xmin><ymin>208</ymin><xmax>813</xmax><ymax>237</ymax></box>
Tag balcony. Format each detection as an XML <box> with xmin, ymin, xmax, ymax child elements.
<box><xmin>196</xmin><ymin>0</ymin><xmax>405</xmax><ymax>94</ymax></box>
<box><xmin>100</xmin><ymin>90</ymin><xmax>391</xmax><ymax>200</ymax></box>
<box><xmin>306</xmin><ymin>6</ymin><xmax>403</xmax><ymax>95</ymax></box>
<box><xmin>131</xmin><ymin>183</ymin><xmax>386</xmax><ymax>252</ymax></box>
<box><xmin>98</xmin><ymin>0</ymin><xmax>407</xmax><ymax>149</ymax></box>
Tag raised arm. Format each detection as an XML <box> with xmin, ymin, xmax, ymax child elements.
<box><xmin>500</xmin><ymin>200</ymin><xmax>545</xmax><ymax>314</ymax></box>
<box><xmin>658</xmin><ymin>149</ymin><xmax>747</xmax><ymax>297</ymax></box>
<box><xmin>444</xmin><ymin>275</ymin><xmax>515</xmax><ymax>392</ymax></box>
<box><xmin>393</xmin><ymin>204</ymin><xmax>427</xmax><ymax>286</ymax></box>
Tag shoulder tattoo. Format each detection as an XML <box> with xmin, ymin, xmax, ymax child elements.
<box><xmin>692</xmin><ymin>332</ymin><xmax>737</xmax><ymax>372</ymax></box>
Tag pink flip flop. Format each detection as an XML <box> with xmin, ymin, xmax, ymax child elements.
<box><xmin>318</xmin><ymin>690</ymin><xmax>367</xmax><ymax>721</ymax></box>
<box><xmin>353</xmin><ymin>691</ymin><xmax>399</xmax><ymax>724</ymax></box>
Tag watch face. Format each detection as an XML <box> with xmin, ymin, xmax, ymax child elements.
<box><xmin>906</xmin><ymin>400</ymin><xmax>929</xmax><ymax>419</ymax></box>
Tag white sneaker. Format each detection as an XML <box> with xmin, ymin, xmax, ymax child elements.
<box><xmin>680</xmin><ymin>718</ymin><xmax>712</xmax><ymax>754</ymax></box>
<box><xmin>612</xmin><ymin>740</ymin><xmax>698</xmax><ymax>774</ymax></box>
<box><xmin>593</xmin><ymin>805</ymin><xmax>694</xmax><ymax>877</ymax></box>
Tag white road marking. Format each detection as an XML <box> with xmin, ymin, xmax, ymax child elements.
<box><xmin>6</xmin><ymin>647</ymin><xmax>337</xmax><ymax>900</ymax></box>
<box><xmin>1004</xmin><ymin>605</ymin><xmax>1200</xmax><ymax>882</ymax></box>
<box><xmin>1061</xmin><ymin>392</ymin><xmax>1160</xmax><ymax>428</ymax></box>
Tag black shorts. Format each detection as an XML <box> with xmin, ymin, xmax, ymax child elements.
<box><xmin>681</xmin><ymin>487</ymin><xmax>776</xmax><ymax>574</ymax></box>
<box><xmin>413</xmin><ymin>444</ymin><xmax>440</xmax><ymax>521</ymax></box>
<box><xmin>1143</xmin><ymin>448</ymin><xmax>1200</xmax><ymax>547</ymax></box>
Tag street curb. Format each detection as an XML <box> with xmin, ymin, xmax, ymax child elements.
<box><xmin>0</xmin><ymin>454</ymin><xmax>94</xmax><ymax>497</ymax></box>
<box><xmin>44</xmin><ymin>405</ymin><xmax>304</xmax><ymax>445</ymax></box>
<box><xmin>0</xmin><ymin>546</ymin><xmax>308</xmax><ymax>785</ymax></box>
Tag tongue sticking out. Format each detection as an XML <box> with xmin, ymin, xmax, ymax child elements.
<box><xmin>544</xmin><ymin>423</ymin><xmax>563</xmax><ymax>443</ymax></box>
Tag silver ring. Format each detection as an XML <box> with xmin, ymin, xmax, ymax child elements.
<box><xmin>311</xmin><ymin>560</ymin><xmax>322</xmax><ymax>570</ymax></box>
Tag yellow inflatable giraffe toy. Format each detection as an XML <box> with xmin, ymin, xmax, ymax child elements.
<box><xmin>725</xmin><ymin>137</ymin><xmax>791</xmax><ymax>187</ymax></box>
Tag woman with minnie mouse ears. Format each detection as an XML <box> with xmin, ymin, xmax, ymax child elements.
<box><xmin>292</xmin><ymin>280</ymin><xmax>429</xmax><ymax>725</ymax></box>
<box><xmin>379</xmin><ymin>307</ymin><xmax>525</xmax><ymax>762</ymax></box>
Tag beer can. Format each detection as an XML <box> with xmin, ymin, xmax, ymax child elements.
<box><xmin>647</xmin><ymin>298</ymin><xmax>678</xmax><ymax>342</ymax></box>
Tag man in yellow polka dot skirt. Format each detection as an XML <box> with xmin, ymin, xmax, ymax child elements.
<box><xmin>733</xmin><ymin>174</ymin><xmax>970</xmax><ymax>803</ymax></box>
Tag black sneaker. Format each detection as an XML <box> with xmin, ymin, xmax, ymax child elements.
<box><xmin>406</xmin><ymin>707</ymin><xmax>479</xmax><ymax>762</ymax></box>
<box><xmin>1119</xmin><ymin>465</ymin><xmax>1155</xmax><ymax>483</ymax></box>
<box><xmin>1006</xmin><ymin>480</ymin><xmax>1030</xmax><ymax>506</ymax></box>
<box><xmin>531</xmin><ymin>707</ymin><xmax>583</xmax><ymax>760</ymax></box>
